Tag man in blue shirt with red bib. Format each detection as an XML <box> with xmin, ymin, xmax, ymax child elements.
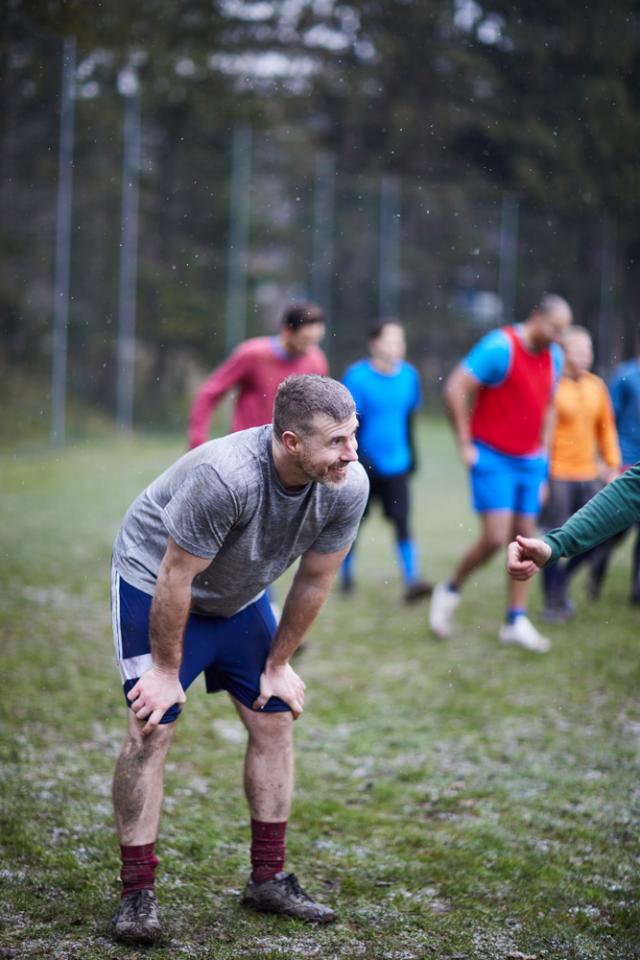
<box><xmin>429</xmin><ymin>295</ymin><xmax>571</xmax><ymax>651</ymax></box>
<box><xmin>341</xmin><ymin>320</ymin><xmax>432</xmax><ymax>603</ymax></box>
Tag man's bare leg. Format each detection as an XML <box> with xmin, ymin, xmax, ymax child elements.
<box><xmin>113</xmin><ymin>711</ymin><xmax>176</xmax><ymax>844</ymax></box>
<box><xmin>111</xmin><ymin>713</ymin><xmax>176</xmax><ymax>943</ymax></box>
<box><xmin>232</xmin><ymin>698</ymin><xmax>334</xmax><ymax>922</ymax></box>
<box><xmin>232</xmin><ymin>699</ymin><xmax>293</xmax><ymax>821</ymax></box>
<box><xmin>451</xmin><ymin>510</ymin><xmax>513</xmax><ymax>589</ymax></box>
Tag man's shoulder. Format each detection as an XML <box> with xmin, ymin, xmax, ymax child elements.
<box><xmin>613</xmin><ymin>359</ymin><xmax>640</xmax><ymax>380</ymax></box>
<box><xmin>400</xmin><ymin>360</ymin><xmax>420</xmax><ymax>378</ymax></box>
<box><xmin>343</xmin><ymin>358</ymin><xmax>369</xmax><ymax>379</ymax></box>
<box><xmin>584</xmin><ymin>371</ymin><xmax>607</xmax><ymax>390</ymax></box>
<box><xmin>307</xmin><ymin>344</ymin><xmax>328</xmax><ymax>364</ymax></box>
<box><xmin>195</xmin><ymin>427</ymin><xmax>270</xmax><ymax>479</ymax></box>
<box><xmin>341</xmin><ymin>460</ymin><xmax>370</xmax><ymax>498</ymax></box>
<box><xmin>468</xmin><ymin>326</ymin><xmax>511</xmax><ymax>355</ymax></box>
<box><xmin>235</xmin><ymin>337</ymin><xmax>273</xmax><ymax>358</ymax></box>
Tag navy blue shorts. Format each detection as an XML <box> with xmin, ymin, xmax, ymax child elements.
<box><xmin>110</xmin><ymin>569</ymin><xmax>289</xmax><ymax>723</ymax></box>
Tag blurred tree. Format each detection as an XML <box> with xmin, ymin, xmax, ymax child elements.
<box><xmin>2</xmin><ymin>0</ymin><xmax>639</xmax><ymax>438</ymax></box>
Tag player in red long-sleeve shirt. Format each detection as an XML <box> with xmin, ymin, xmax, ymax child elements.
<box><xmin>188</xmin><ymin>302</ymin><xmax>328</xmax><ymax>448</ymax></box>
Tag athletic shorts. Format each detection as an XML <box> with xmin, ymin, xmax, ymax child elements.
<box><xmin>469</xmin><ymin>442</ymin><xmax>547</xmax><ymax>516</ymax></box>
<box><xmin>110</xmin><ymin>569</ymin><xmax>288</xmax><ymax>724</ymax></box>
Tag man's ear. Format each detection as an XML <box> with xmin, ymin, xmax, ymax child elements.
<box><xmin>280</xmin><ymin>430</ymin><xmax>302</xmax><ymax>456</ymax></box>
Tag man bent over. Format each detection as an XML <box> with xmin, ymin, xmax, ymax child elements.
<box><xmin>110</xmin><ymin>375</ymin><xmax>368</xmax><ymax>943</ymax></box>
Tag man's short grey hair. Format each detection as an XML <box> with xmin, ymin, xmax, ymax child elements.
<box><xmin>273</xmin><ymin>375</ymin><xmax>355</xmax><ymax>441</ymax></box>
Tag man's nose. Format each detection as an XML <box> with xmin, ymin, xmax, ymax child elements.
<box><xmin>343</xmin><ymin>437</ymin><xmax>358</xmax><ymax>461</ymax></box>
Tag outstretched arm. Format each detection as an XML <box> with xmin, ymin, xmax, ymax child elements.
<box><xmin>187</xmin><ymin>348</ymin><xmax>249</xmax><ymax>448</ymax></box>
<box><xmin>253</xmin><ymin>544</ymin><xmax>350</xmax><ymax>718</ymax></box>
<box><xmin>507</xmin><ymin>461</ymin><xmax>640</xmax><ymax>580</ymax></box>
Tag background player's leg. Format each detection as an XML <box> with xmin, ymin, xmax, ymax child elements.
<box><xmin>451</xmin><ymin>510</ymin><xmax>513</xmax><ymax>588</ymax></box>
<box><xmin>429</xmin><ymin>511</ymin><xmax>511</xmax><ymax>638</ymax></box>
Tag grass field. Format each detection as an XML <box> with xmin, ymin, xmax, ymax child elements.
<box><xmin>1</xmin><ymin>419</ymin><xmax>639</xmax><ymax>960</ymax></box>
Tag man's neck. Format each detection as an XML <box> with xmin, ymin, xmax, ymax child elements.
<box><xmin>276</xmin><ymin>332</ymin><xmax>293</xmax><ymax>356</ymax></box>
<box><xmin>519</xmin><ymin>322</ymin><xmax>545</xmax><ymax>354</ymax></box>
<box><xmin>271</xmin><ymin>438</ymin><xmax>308</xmax><ymax>490</ymax></box>
<box><xmin>370</xmin><ymin>357</ymin><xmax>397</xmax><ymax>374</ymax></box>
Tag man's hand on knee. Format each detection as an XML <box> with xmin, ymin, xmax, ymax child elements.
<box><xmin>128</xmin><ymin>666</ymin><xmax>186</xmax><ymax>736</ymax></box>
<box><xmin>253</xmin><ymin>663</ymin><xmax>306</xmax><ymax>719</ymax></box>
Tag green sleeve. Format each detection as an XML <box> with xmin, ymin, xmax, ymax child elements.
<box><xmin>542</xmin><ymin>462</ymin><xmax>640</xmax><ymax>563</ymax></box>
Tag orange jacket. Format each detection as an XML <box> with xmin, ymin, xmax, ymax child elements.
<box><xmin>550</xmin><ymin>372</ymin><xmax>621</xmax><ymax>481</ymax></box>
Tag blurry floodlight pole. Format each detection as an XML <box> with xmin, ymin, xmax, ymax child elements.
<box><xmin>498</xmin><ymin>192</ymin><xmax>519</xmax><ymax>325</ymax></box>
<box><xmin>116</xmin><ymin>77</ymin><xmax>141</xmax><ymax>433</ymax></box>
<box><xmin>51</xmin><ymin>36</ymin><xmax>76</xmax><ymax>446</ymax></box>
<box><xmin>598</xmin><ymin>217</ymin><xmax>615</xmax><ymax>370</ymax></box>
<box><xmin>379</xmin><ymin>174</ymin><xmax>401</xmax><ymax>319</ymax></box>
<box><xmin>225</xmin><ymin>125</ymin><xmax>252</xmax><ymax>355</ymax></box>
<box><xmin>311</xmin><ymin>151</ymin><xmax>335</xmax><ymax>326</ymax></box>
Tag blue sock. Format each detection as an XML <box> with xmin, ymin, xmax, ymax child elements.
<box><xmin>447</xmin><ymin>581</ymin><xmax>459</xmax><ymax>594</ymax></box>
<box><xmin>506</xmin><ymin>607</ymin><xmax>526</xmax><ymax>625</ymax></box>
<box><xmin>341</xmin><ymin>548</ymin><xmax>355</xmax><ymax>585</ymax></box>
<box><xmin>396</xmin><ymin>539</ymin><xmax>419</xmax><ymax>586</ymax></box>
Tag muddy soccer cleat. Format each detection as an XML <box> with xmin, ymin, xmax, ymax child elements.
<box><xmin>111</xmin><ymin>889</ymin><xmax>162</xmax><ymax>944</ymax></box>
<box><xmin>241</xmin><ymin>871</ymin><xmax>336</xmax><ymax>923</ymax></box>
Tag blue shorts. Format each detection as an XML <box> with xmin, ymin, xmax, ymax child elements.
<box><xmin>110</xmin><ymin>570</ymin><xmax>289</xmax><ymax>724</ymax></box>
<box><xmin>469</xmin><ymin>442</ymin><xmax>547</xmax><ymax>516</ymax></box>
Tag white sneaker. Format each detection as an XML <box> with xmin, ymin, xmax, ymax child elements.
<box><xmin>429</xmin><ymin>582</ymin><xmax>460</xmax><ymax>638</ymax></box>
<box><xmin>499</xmin><ymin>615</ymin><xmax>551</xmax><ymax>653</ymax></box>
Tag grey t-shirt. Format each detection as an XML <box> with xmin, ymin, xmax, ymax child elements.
<box><xmin>113</xmin><ymin>425</ymin><xmax>369</xmax><ymax>617</ymax></box>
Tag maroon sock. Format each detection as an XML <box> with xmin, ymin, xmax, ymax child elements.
<box><xmin>250</xmin><ymin>819</ymin><xmax>287</xmax><ymax>884</ymax></box>
<box><xmin>120</xmin><ymin>842</ymin><xmax>159</xmax><ymax>898</ymax></box>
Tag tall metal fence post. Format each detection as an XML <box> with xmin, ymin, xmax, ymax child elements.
<box><xmin>311</xmin><ymin>151</ymin><xmax>335</xmax><ymax>327</ymax></box>
<box><xmin>598</xmin><ymin>216</ymin><xmax>615</xmax><ymax>371</ymax></box>
<box><xmin>116</xmin><ymin>74</ymin><xmax>141</xmax><ymax>433</ymax></box>
<box><xmin>498</xmin><ymin>192</ymin><xmax>519</xmax><ymax>325</ymax></box>
<box><xmin>225</xmin><ymin>125</ymin><xmax>252</xmax><ymax>355</ymax></box>
<box><xmin>51</xmin><ymin>36</ymin><xmax>76</xmax><ymax>446</ymax></box>
<box><xmin>379</xmin><ymin>174</ymin><xmax>401</xmax><ymax>319</ymax></box>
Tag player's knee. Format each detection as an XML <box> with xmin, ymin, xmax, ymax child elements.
<box><xmin>248</xmin><ymin>709</ymin><xmax>293</xmax><ymax>751</ymax></box>
<box><xmin>484</xmin><ymin>529</ymin><xmax>509</xmax><ymax>552</ymax></box>
<box><xmin>122</xmin><ymin>717</ymin><xmax>175</xmax><ymax>763</ymax></box>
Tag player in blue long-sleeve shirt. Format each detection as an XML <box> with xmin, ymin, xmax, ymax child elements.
<box><xmin>341</xmin><ymin>320</ymin><xmax>432</xmax><ymax>603</ymax></box>
<box><xmin>587</xmin><ymin>356</ymin><xmax>640</xmax><ymax>603</ymax></box>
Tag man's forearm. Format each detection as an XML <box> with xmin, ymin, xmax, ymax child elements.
<box><xmin>445</xmin><ymin>392</ymin><xmax>471</xmax><ymax>447</ymax></box>
<box><xmin>149</xmin><ymin>573</ymin><xmax>192</xmax><ymax>674</ymax></box>
<box><xmin>268</xmin><ymin>571</ymin><xmax>333</xmax><ymax>666</ymax></box>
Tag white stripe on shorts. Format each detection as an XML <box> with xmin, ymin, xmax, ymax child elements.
<box><xmin>111</xmin><ymin>565</ymin><xmax>122</xmax><ymax>662</ymax></box>
<box><xmin>111</xmin><ymin>566</ymin><xmax>155</xmax><ymax>683</ymax></box>
<box><xmin>118</xmin><ymin>652</ymin><xmax>154</xmax><ymax>683</ymax></box>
